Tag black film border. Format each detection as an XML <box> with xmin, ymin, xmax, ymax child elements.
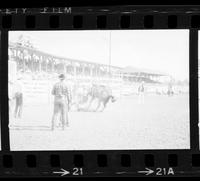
<box><xmin>0</xmin><ymin>5</ymin><xmax>200</xmax><ymax>177</ymax></box>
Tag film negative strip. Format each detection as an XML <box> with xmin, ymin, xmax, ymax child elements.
<box><xmin>0</xmin><ymin>5</ymin><xmax>200</xmax><ymax>177</ymax></box>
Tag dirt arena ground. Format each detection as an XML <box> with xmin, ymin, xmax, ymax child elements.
<box><xmin>9</xmin><ymin>94</ymin><xmax>190</xmax><ymax>150</ymax></box>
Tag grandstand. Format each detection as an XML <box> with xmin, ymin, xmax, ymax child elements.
<box><xmin>9</xmin><ymin>42</ymin><xmax>171</xmax><ymax>85</ymax></box>
<box><xmin>122</xmin><ymin>66</ymin><xmax>171</xmax><ymax>84</ymax></box>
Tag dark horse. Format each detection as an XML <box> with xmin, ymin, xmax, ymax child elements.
<box><xmin>86</xmin><ymin>84</ymin><xmax>116</xmax><ymax>112</ymax></box>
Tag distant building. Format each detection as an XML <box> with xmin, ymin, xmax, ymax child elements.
<box><xmin>122</xmin><ymin>66</ymin><xmax>171</xmax><ymax>84</ymax></box>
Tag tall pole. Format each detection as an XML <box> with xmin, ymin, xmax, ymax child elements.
<box><xmin>109</xmin><ymin>31</ymin><xmax>111</xmax><ymax>77</ymax></box>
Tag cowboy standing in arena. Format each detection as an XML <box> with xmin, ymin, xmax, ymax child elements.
<box><xmin>51</xmin><ymin>74</ymin><xmax>70</xmax><ymax>130</ymax></box>
<box><xmin>138</xmin><ymin>81</ymin><xmax>145</xmax><ymax>104</ymax></box>
<box><xmin>14</xmin><ymin>75</ymin><xmax>23</xmax><ymax>119</ymax></box>
<box><xmin>167</xmin><ymin>82</ymin><xmax>174</xmax><ymax>96</ymax></box>
<box><xmin>9</xmin><ymin>79</ymin><xmax>15</xmax><ymax>126</ymax></box>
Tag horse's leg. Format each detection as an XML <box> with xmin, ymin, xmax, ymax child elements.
<box><xmin>87</xmin><ymin>96</ymin><xmax>93</xmax><ymax>111</ymax></box>
<box><xmin>100</xmin><ymin>103</ymin><xmax>106</xmax><ymax>112</ymax></box>
<box><xmin>101</xmin><ymin>96</ymin><xmax>113</xmax><ymax>112</ymax></box>
<box><xmin>95</xmin><ymin>100</ymin><xmax>101</xmax><ymax>112</ymax></box>
<box><xmin>100</xmin><ymin>98</ymin><xmax>109</xmax><ymax>112</ymax></box>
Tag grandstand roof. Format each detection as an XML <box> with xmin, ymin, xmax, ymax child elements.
<box><xmin>122</xmin><ymin>66</ymin><xmax>168</xmax><ymax>76</ymax></box>
<box><xmin>9</xmin><ymin>42</ymin><xmax>121</xmax><ymax>70</ymax></box>
<box><xmin>9</xmin><ymin>42</ymin><xmax>170</xmax><ymax>77</ymax></box>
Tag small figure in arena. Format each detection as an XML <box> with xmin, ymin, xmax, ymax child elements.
<box><xmin>51</xmin><ymin>74</ymin><xmax>70</xmax><ymax>130</ymax></box>
<box><xmin>14</xmin><ymin>76</ymin><xmax>23</xmax><ymax>119</ymax></box>
<box><xmin>138</xmin><ymin>81</ymin><xmax>145</xmax><ymax>104</ymax></box>
<box><xmin>167</xmin><ymin>82</ymin><xmax>174</xmax><ymax>96</ymax></box>
<box><xmin>8</xmin><ymin>79</ymin><xmax>16</xmax><ymax>126</ymax></box>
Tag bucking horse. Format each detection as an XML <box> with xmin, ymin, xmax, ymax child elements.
<box><xmin>86</xmin><ymin>84</ymin><xmax>116</xmax><ymax>112</ymax></box>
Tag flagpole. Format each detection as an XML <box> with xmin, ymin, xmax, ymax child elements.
<box><xmin>109</xmin><ymin>31</ymin><xmax>111</xmax><ymax>77</ymax></box>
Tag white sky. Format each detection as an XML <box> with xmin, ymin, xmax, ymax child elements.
<box><xmin>9</xmin><ymin>30</ymin><xmax>189</xmax><ymax>81</ymax></box>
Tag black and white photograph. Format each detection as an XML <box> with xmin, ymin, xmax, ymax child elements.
<box><xmin>8</xmin><ymin>30</ymin><xmax>189</xmax><ymax>150</ymax></box>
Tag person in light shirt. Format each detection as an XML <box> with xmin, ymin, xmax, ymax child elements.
<box><xmin>138</xmin><ymin>81</ymin><xmax>145</xmax><ymax>104</ymax></box>
<box><xmin>14</xmin><ymin>75</ymin><xmax>23</xmax><ymax>119</ymax></box>
<box><xmin>51</xmin><ymin>74</ymin><xmax>70</xmax><ymax>130</ymax></box>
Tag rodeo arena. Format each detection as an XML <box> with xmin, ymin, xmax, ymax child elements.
<box><xmin>9</xmin><ymin>35</ymin><xmax>190</xmax><ymax>150</ymax></box>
